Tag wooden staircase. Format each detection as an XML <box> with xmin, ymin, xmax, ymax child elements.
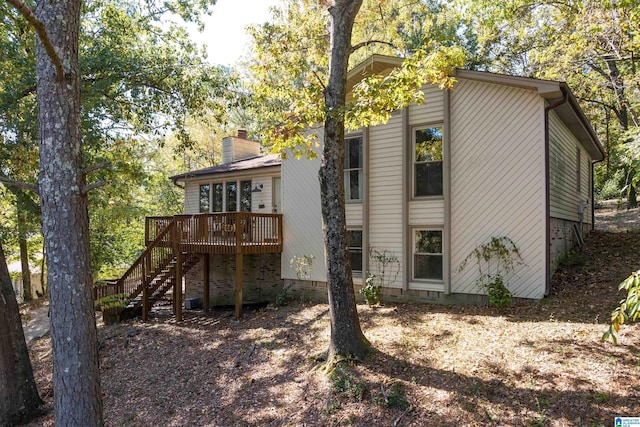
<box><xmin>95</xmin><ymin>219</ymin><xmax>201</xmax><ymax>322</ymax></box>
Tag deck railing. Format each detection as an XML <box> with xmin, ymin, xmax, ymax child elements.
<box><xmin>95</xmin><ymin>219</ymin><xmax>177</xmax><ymax>310</ymax></box>
<box><xmin>145</xmin><ymin>212</ymin><xmax>283</xmax><ymax>254</ymax></box>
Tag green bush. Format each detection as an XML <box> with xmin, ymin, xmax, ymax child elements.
<box><xmin>360</xmin><ymin>274</ymin><xmax>382</xmax><ymax>306</ymax></box>
<box><xmin>486</xmin><ymin>275</ymin><xmax>512</xmax><ymax>309</ymax></box>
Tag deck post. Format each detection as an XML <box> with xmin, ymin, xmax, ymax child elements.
<box><xmin>234</xmin><ymin>252</ymin><xmax>243</xmax><ymax>320</ymax></box>
<box><xmin>203</xmin><ymin>253</ymin><xmax>210</xmax><ymax>312</ymax></box>
<box><xmin>176</xmin><ymin>250</ymin><xmax>183</xmax><ymax>322</ymax></box>
<box><xmin>142</xmin><ymin>281</ymin><xmax>149</xmax><ymax>321</ymax></box>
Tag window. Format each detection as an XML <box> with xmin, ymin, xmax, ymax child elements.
<box><xmin>414</xmin><ymin>126</ymin><xmax>443</xmax><ymax>197</ymax></box>
<box><xmin>226</xmin><ymin>181</ymin><xmax>237</xmax><ymax>212</ymax></box>
<box><xmin>413</xmin><ymin>230</ymin><xmax>443</xmax><ymax>280</ymax></box>
<box><xmin>344</xmin><ymin>136</ymin><xmax>363</xmax><ymax>201</ymax></box>
<box><xmin>347</xmin><ymin>230</ymin><xmax>363</xmax><ymax>274</ymax></box>
<box><xmin>240</xmin><ymin>180</ymin><xmax>252</xmax><ymax>212</ymax></box>
<box><xmin>199</xmin><ymin>184</ymin><xmax>210</xmax><ymax>213</ymax></box>
<box><xmin>212</xmin><ymin>183</ymin><xmax>223</xmax><ymax>212</ymax></box>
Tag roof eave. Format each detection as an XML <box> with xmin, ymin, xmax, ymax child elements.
<box><xmin>170</xmin><ymin>163</ymin><xmax>281</xmax><ymax>183</ymax></box>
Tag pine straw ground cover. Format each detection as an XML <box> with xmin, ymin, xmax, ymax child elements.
<box><xmin>25</xmin><ymin>231</ymin><xmax>640</xmax><ymax>426</ymax></box>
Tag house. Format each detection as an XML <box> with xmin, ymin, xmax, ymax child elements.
<box><xmin>278</xmin><ymin>55</ymin><xmax>604</xmax><ymax>304</ymax></box>
<box><xmin>96</xmin><ymin>55</ymin><xmax>604</xmax><ymax>320</ymax></box>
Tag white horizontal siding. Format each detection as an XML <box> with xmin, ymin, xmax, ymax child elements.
<box><xmin>280</xmin><ymin>138</ymin><xmax>327</xmax><ymax>282</ymax></box>
<box><xmin>549</xmin><ymin>111</ymin><xmax>592</xmax><ymax>223</ymax></box>
<box><xmin>182</xmin><ymin>171</ymin><xmax>280</xmax><ymax>215</ymax></box>
<box><xmin>408</xmin><ymin>199</ymin><xmax>445</xmax><ymax>226</ymax></box>
<box><xmin>449</xmin><ymin>79</ymin><xmax>546</xmax><ymax>299</ymax></box>
<box><xmin>251</xmin><ymin>177</ymin><xmax>273</xmax><ymax>214</ymax></box>
<box><xmin>345</xmin><ymin>203</ymin><xmax>363</xmax><ymax>227</ymax></box>
<box><xmin>409</xmin><ymin>85</ymin><xmax>445</xmax><ymax>125</ymax></box>
<box><xmin>184</xmin><ymin>180</ymin><xmax>200</xmax><ymax>214</ymax></box>
<box><xmin>368</xmin><ymin>111</ymin><xmax>404</xmax><ymax>287</ymax></box>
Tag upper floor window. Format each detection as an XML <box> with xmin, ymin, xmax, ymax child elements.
<box><xmin>344</xmin><ymin>136</ymin><xmax>363</xmax><ymax>201</ymax></box>
<box><xmin>199</xmin><ymin>184</ymin><xmax>210</xmax><ymax>213</ymax></box>
<box><xmin>414</xmin><ymin>126</ymin><xmax>443</xmax><ymax>197</ymax></box>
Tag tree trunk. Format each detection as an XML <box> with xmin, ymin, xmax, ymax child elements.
<box><xmin>35</xmin><ymin>0</ymin><xmax>104</xmax><ymax>425</ymax></box>
<box><xmin>320</xmin><ymin>0</ymin><xmax>369</xmax><ymax>362</ymax></box>
<box><xmin>17</xmin><ymin>203</ymin><xmax>33</xmax><ymax>301</ymax></box>
<box><xmin>604</xmin><ymin>59</ymin><xmax>637</xmax><ymax>208</ymax></box>
<box><xmin>0</xmin><ymin>242</ymin><xmax>43</xmax><ymax>426</ymax></box>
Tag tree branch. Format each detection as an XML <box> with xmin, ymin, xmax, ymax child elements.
<box><xmin>0</xmin><ymin>175</ymin><xmax>39</xmax><ymax>194</ymax></box>
<box><xmin>83</xmin><ymin>162</ymin><xmax>111</xmax><ymax>175</ymax></box>
<box><xmin>83</xmin><ymin>181</ymin><xmax>105</xmax><ymax>195</ymax></box>
<box><xmin>351</xmin><ymin>39</ymin><xmax>396</xmax><ymax>54</ymax></box>
<box><xmin>5</xmin><ymin>0</ymin><xmax>66</xmax><ymax>79</ymax></box>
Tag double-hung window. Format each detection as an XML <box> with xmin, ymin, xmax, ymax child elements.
<box><xmin>344</xmin><ymin>136</ymin><xmax>363</xmax><ymax>201</ymax></box>
<box><xmin>414</xmin><ymin>126</ymin><xmax>443</xmax><ymax>197</ymax></box>
<box><xmin>347</xmin><ymin>229</ymin><xmax>363</xmax><ymax>275</ymax></box>
<box><xmin>413</xmin><ymin>230</ymin><xmax>443</xmax><ymax>281</ymax></box>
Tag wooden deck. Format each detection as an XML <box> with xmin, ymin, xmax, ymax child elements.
<box><xmin>95</xmin><ymin>212</ymin><xmax>283</xmax><ymax>322</ymax></box>
<box><xmin>145</xmin><ymin>212</ymin><xmax>283</xmax><ymax>254</ymax></box>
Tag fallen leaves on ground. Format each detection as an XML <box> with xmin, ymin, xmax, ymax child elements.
<box><xmin>24</xmin><ymin>217</ymin><xmax>640</xmax><ymax>426</ymax></box>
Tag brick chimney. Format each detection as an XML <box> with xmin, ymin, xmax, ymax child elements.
<box><xmin>221</xmin><ymin>130</ymin><xmax>260</xmax><ymax>164</ymax></box>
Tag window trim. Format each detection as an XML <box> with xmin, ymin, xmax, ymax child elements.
<box><xmin>344</xmin><ymin>134</ymin><xmax>363</xmax><ymax>203</ymax></box>
<box><xmin>412</xmin><ymin>124</ymin><xmax>444</xmax><ymax>199</ymax></box>
<box><xmin>197</xmin><ymin>179</ymin><xmax>253</xmax><ymax>213</ymax></box>
<box><xmin>412</xmin><ymin>228</ymin><xmax>444</xmax><ymax>282</ymax></box>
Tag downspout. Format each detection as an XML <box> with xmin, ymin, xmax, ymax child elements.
<box><xmin>591</xmin><ymin>162</ymin><xmax>595</xmax><ymax>231</ymax></box>
<box><xmin>444</xmin><ymin>89</ymin><xmax>452</xmax><ymax>295</ymax></box>
<box><xmin>544</xmin><ymin>89</ymin><xmax>568</xmax><ymax>296</ymax></box>
<box><xmin>172</xmin><ymin>178</ymin><xmax>185</xmax><ymax>189</ymax></box>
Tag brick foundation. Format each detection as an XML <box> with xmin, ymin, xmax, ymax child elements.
<box><xmin>285</xmin><ymin>279</ymin><xmax>507</xmax><ymax>305</ymax></box>
<box><xmin>185</xmin><ymin>253</ymin><xmax>284</xmax><ymax>307</ymax></box>
<box><xmin>550</xmin><ymin>217</ymin><xmax>591</xmax><ymax>275</ymax></box>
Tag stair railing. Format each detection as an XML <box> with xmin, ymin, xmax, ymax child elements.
<box><xmin>95</xmin><ymin>218</ymin><xmax>177</xmax><ymax>311</ymax></box>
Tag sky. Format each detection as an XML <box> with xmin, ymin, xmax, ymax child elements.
<box><xmin>189</xmin><ymin>0</ymin><xmax>281</xmax><ymax>67</ymax></box>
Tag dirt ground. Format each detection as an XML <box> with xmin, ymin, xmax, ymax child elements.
<box><xmin>22</xmin><ymin>204</ymin><xmax>640</xmax><ymax>426</ymax></box>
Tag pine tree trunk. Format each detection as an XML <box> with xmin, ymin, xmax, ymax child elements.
<box><xmin>627</xmin><ymin>179</ymin><xmax>638</xmax><ymax>209</ymax></box>
<box><xmin>35</xmin><ymin>0</ymin><xmax>104</xmax><ymax>425</ymax></box>
<box><xmin>0</xmin><ymin>242</ymin><xmax>43</xmax><ymax>425</ymax></box>
<box><xmin>18</xmin><ymin>219</ymin><xmax>33</xmax><ymax>302</ymax></box>
<box><xmin>320</xmin><ymin>0</ymin><xmax>369</xmax><ymax>362</ymax></box>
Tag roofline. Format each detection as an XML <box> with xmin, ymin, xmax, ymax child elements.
<box><xmin>561</xmin><ymin>83</ymin><xmax>605</xmax><ymax>160</ymax></box>
<box><xmin>170</xmin><ymin>157</ymin><xmax>281</xmax><ymax>183</ymax></box>
<box><xmin>454</xmin><ymin>69</ymin><xmax>564</xmax><ymax>98</ymax></box>
<box><xmin>347</xmin><ymin>54</ymin><xmax>404</xmax><ymax>81</ymax></box>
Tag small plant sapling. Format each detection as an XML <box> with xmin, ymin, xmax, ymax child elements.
<box><xmin>290</xmin><ymin>255</ymin><xmax>314</xmax><ymax>280</ymax></box>
<box><xmin>603</xmin><ymin>269</ymin><xmax>640</xmax><ymax>344</ymax></box>
<box><xmin>458</xmin><ymin>236</ymin><xmax>525</xmax><ymax>309</ymax></box>
<box><xmin>360</xmin><ymin>247</ymin><xmax>400</xmax><ymax>306</ymax></box>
